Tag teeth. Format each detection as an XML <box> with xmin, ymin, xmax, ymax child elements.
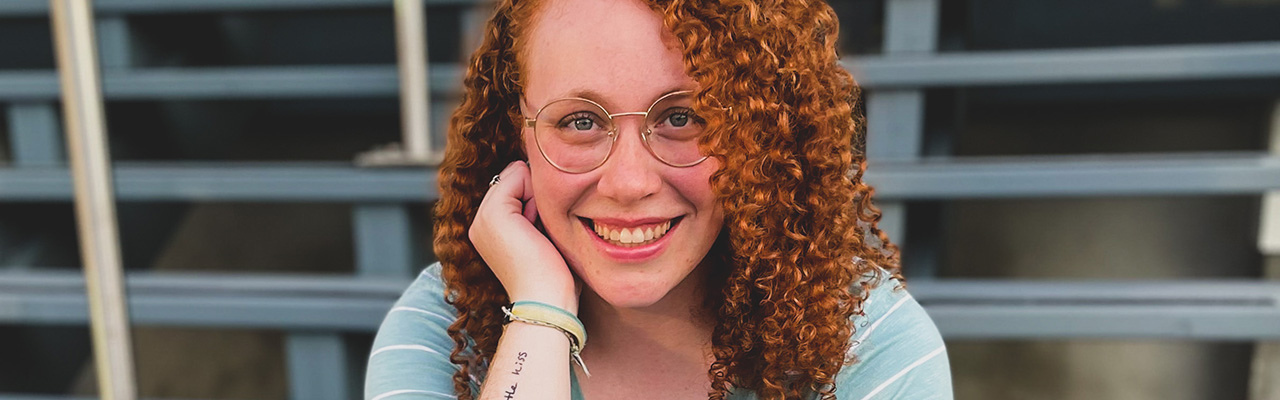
<box><xmin>591</xmin><ymin>220</ymin><xmax>673</xmax><ymax>246</ymax></box>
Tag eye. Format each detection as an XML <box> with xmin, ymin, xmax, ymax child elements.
<box><xmin>556</xmin><ymin>111</ymin><xmax>605</xmax><ymax>132</ymax></box>
<box><xmin>667</xmin><ymin>112</ymin><xmax>689</xmax><ymax>127</ymax></box>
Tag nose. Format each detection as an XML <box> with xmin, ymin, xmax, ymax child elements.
<box><xmin>595</xmin><ymin>117</ymin><xmax>662</xmax><ymax>202</ymax></box>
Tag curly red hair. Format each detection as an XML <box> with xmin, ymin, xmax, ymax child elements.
<box><xmin>434</xmin><ymin>0</ymin><xmax>900</xmax><ymax>399</ymax></box>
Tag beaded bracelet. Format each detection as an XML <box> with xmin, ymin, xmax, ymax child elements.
<box><xmin>501</xmin><ymin>301</ymin><xmax>590</xmax><ymax>376</ymax></box>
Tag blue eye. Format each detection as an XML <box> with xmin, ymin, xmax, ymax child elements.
<box><xmin>573</xmin><ymin>118</ymin><xmax>595</xmax><ymax>131</ymax></box>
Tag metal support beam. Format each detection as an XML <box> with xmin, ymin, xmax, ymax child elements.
<box><xmin>867</xmin><ymin>153</ymin><xmax>1280</xmax><ymax>199</ymax></box>
<box><xmin>0</xmin><ymin>163</ymin><xmax>439</xmax><ymax>201</ymax></box>
<box><xmin>357</xmin><ymin>0</ymin><xmax>443</xmax><ymax>166</ymax></box>
<box><xmin>3</xmin><ymin>269</ymin><xmax>1278</xmax><ymax>340</ymax></box>
<box><xmin>1250</xmin><ymin>99</ymin><xmax>1280</xmax><ymax>400</ymax></box>
<box><xmin>872</xmin><ymin>0</ymin><xmax>939</xmax><ymax>278</ymax></box>
<box><xmin>286</xmin><ymin>333</ymin><xmax>350</xmax><ymax>400</ymax></box>
<box><xmin>2</xmin><ymin>153</ymin><xmax>1280</xmax><ymax>202</ymax></box>
<box><xmin>49</xmin><ymin>0</ymin><xmax>137</xmax><ymax>399</ymax></box>
<box><xmin>0</xmin><ymin>270</ymin><xmax>407</xmax><ymax>329</ymax></box>
<box><xmin>883</xmin><ymin>0</ymin><xmax>938</xmax><ymax>54</ymax></box>
<box><xmin>0</xmin><ymin>66</ymin><xmax>462</xmax><ymax>100</ymax></box>
<box><xmin>848</xmin><ymin>41</ymin><xmax>1280</xmax><ymax>88</ymax></box>
<box><xmin>95</xmin><ymin>16</ymin><xmax>132</xmax><ymax>69</ymax></box>
<box><xmin>395</xmin><ymin>0</ymin><xmax>432</xmax><ymax>162</ymax></box>
<box><xmin>910</xmin><ymin>279</ymin><xmax>1280</xmax><ymax>340</ymax></box>
<box><xmin>460</xmin><ymin>3</ymin><xmax>488</xmax><ymax>57</ymax></box>
<box><xmin>0</xmin><ymin>0</ymin><xmax>486</xmax><ymax>16</ymax></box>
<box><xmin>866</xmin><ymin>90</ymin><xmax>925</xmax><ymax>161</ymax></box>
<box><xmin>354</xmin><ymin>204</ymin><xmax>414</xmax><ymax>278</ymax></box>
<box><xmin>6</xmin><ymin>103</ymin><xmax>64</xmax><ymax>167</ymax></box>
<box><xmin>2</xmin><ymin>42</ymin><xmax>1280</xmax><ymax>100</ymax></box>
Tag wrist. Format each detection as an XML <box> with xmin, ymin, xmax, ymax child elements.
<box><xmin>508</xmin><ymin>290</ymin><xmax>578</xmax><ymax>315</ymax></box>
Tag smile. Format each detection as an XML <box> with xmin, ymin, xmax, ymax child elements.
<box><xmin>587</xmin><ymin>218</ymin><xmax>678</xmax><ymax>247</ymax></box>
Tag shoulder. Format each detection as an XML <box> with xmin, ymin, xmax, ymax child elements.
<box><xmin>364</xmin><ymin>263</ymin><xmax>467</xmax><ymax>400</ymax></box>
<box><xmin>833</xmin><ymin>268</ymin><xmax>953</xmax><ymax>400</ymax></box>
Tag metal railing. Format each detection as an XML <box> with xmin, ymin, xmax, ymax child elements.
<box><xmin>1</xmin><ymin>0</ymin><xmax>1278</xmax><ymax>399</ymax></box>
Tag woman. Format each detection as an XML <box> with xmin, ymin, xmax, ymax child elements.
<box><xmin>366</xmin><ymin>0</ymin><xmax>951</xmax><ymax>399</ymax></box>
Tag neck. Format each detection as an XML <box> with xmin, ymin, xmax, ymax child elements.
<box><xmin>578</xmin><ymin>262</ymin><xmax>718</xmax><ymax>364</ymax></box>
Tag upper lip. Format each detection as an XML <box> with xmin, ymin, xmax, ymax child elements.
<box><xmin>584</xmin><ymin>216</ymin><xmax>678</xmax><ymax>228</ymax></box>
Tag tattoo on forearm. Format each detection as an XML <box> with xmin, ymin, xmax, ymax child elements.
<box><xmin>503</xmin><ymin>383</ymin><xmax>518</xmax><ymax>400</ymax></box>
<box><xmin>512</xmin><ymin>351</ymin><xmax>528</xmax><ymax>375</ymax></box>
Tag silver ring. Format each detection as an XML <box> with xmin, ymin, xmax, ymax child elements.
<box><xmin>489</xmin><ymin>174</ymin><xmax>501</xmax><ymax>187</ymax></box>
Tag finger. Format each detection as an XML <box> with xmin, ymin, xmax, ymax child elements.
<box><xmin>485</xmin><ymin>161</ymin><xmax>527</xmax><ymax>211</ymax></box>
<box><xmin>516</xmin><ymin>160</ymin><xmax>535</xmax><ymax>205</ymax></box>
<box><xmin>522</xmin><ymin>195</ymin><xmax>539</xmax><ymax>224</ymax></box>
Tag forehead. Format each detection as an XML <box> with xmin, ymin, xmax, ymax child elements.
<box><xmin>522</xmin><ymin>0</ymin><xmax>695</xmax><ymax>110</ymax></box>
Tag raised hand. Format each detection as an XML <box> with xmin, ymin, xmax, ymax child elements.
<box><xmin>469</xmin><ymin>160</ymin><xmax>579</xmax><ymax>313</ymax></box>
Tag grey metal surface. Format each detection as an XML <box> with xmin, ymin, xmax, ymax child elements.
<box><xmin>0</xmin><ymin>396</ymin><xmax>189</xmax><ymax>400</ymax></box>
<box><xmin>0</xmin><ymin>65</ymin><xmax>463</xmax><ymax>100</ymax></box>
<box><xmin>354</xmin><ymin>204</ymin><xmax>415</xmax><ymax>277</ymax></box>
<box><xmin>868</xmin><ymin>153</ymin><xmax>1280</xmax><ymax>199</ymax></box>
<box><xmin>0</xmin><ymin>269</ymin><xmax>408</xmax><ymax>330</ymax></box>
<box><xmin>3</xmin><ymin>43</ymin><xmax>1279</xmax><ymax>100</ymax></box>
<box><xmin>3</xmin><ymin>269</ymin><xmax>1278</xmax><ymax>339</ymax></box>
<box><xmin>883</xmin><ymin>0</ymin><xmax>938</xmax><ymax>54</ymax></box>
<box><xmin>910</xmin><ymin>279</ymin><xmax>1280</xmax><ymax>340</ymax></box>
<box><xmin>6</xmin><ymin>103</ymin><xmax>63</xmax><ymax>167</ymax></box>
<box><xmin>0</xmin><ymin>163</ymin><xmax>436</xmax><ymax>201</ymax></box>
<box><xmin>866</xmin><ymin>90</ymin><xmax>925</xmax><ymax>161</ymax></box>
<box><xmin>872</xmin><ymin>0</ymin><xmax>938</xmax><ymax>279</ymax></box>
<box><xmin>396</xmin><ymin>0</ymin><xmax>435</xmax><ymax>163</ymax></box>
<box><xmin>850</xmin><ymin>41</ymin><xmax>1280</xmax><ymax>88</ymax></box>
<box><xmin>286</xmin><ymin>333</ymin><xmax>350</xmax><ymax>400</ymax></box>
<box><xmin>95</xmin><ymin>17</ymin><xmax>132</xmax><ymax>69</ymax></box>
<box><xmin>49</xmin><ymin>0</ymin><xmax>137</xmax><ymax>398</ymax></box>
<box><xmin>3</xmin><ymin>153</ymin><xmax>1279</xmax><ymax>202</ymax></box>
<box><xmin>0</xmin><ymin>0</ymin><xmax>485</xmax><ymax>15</ymax></box>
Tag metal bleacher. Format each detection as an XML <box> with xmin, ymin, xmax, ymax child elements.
<box><xmin>1</xmin><ymin>0</ymin><xmax>1279</xmax><ymax>399</ymax></box>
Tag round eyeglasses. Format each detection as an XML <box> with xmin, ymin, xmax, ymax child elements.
<box><xmin>524</xmin><ymin>90</ymin><xmax>709</xmax><ymax>174</ymax></box>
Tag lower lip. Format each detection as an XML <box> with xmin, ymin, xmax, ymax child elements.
<box><xmin>581</xmin><ymin>218</ymin><xmax>680</xmax><ymax>263</ymax></box>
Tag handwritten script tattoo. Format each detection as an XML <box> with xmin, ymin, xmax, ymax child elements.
<box><xmin>503</xmin><ymin>383</ymin><xmax>518</xmax><ymax>400</ymax></box>
<box><xmin>512</xmin><ymin>351</ymin><xmax>528</xmax><ymax>375</ymax></box>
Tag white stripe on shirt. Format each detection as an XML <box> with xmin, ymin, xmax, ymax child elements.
<box><xmin>857</xmin><ymin>345</ymin><xmax>946</xmax><ymax>400</ymax></box>
<box><xmin>856</xmin><ymin>294</ymin><xmax>911</xmax><ymax>345</ymax></box>
<box><xmin>370</xmin><ymin>344</ymin><xmax>445</xmax><ymax>358</ymax></box>
<box><xmin>371</xmin><ymin>389</ymin><xmax>454</xmax><ymax>400</ymax></box>
<box><xmin>390</xmin><ymin>306</ymin><xmax>454</xmax><ymax>324</ymax></box>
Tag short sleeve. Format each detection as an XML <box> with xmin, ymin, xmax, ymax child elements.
<box><xmin>364</xmin><ymin>263</ymin><xmax>467</xmax><ymax>400</ymax></box>
<box><xmin>833</xmin><ymin>273</ymin><xmax>953</xmax><ymax>400</ymax></box>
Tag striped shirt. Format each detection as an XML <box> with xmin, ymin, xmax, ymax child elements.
<box><xmin>365</xmin><ymin>263</ymin><xmax>953</xmax><ymax>400</ymax></box>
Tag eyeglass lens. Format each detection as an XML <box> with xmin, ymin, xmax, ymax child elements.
<box><xmin>532</xmin><ymin>92</ymin><xmax>705</xmax><ymax>173</ymax></box>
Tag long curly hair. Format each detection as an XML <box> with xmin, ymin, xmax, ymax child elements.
<box><xmin>433</xmin><ymin>0</ymin><xmax>900</xmax><ymax>398</ymax></box>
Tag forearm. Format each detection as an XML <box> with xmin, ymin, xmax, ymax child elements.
<box><xmin>479</xmin><ymin>322</ymin><xmax>574</xmax><ymax>400</ymax></box>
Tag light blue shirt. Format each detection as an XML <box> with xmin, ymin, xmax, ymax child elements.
<box><xmin>365</xmin><ymin>263</ymin><xmax>952</xmax><ymax>400</ymax></box>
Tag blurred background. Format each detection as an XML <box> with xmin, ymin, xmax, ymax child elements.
<box><xmin>1</xmin><ymin>0</ymin><xmax>1279</xmax><ymax>399</ymax></box>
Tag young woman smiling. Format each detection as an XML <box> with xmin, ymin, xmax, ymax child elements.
<box><xmin>365</xmin><ymin>0</ymin><xmax>952</xmax><ymax>399</ymax></box>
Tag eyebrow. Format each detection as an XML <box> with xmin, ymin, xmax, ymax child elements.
<box><xmin>555</xmin><ymin>86</ymin><xmax>695</xmax><ymax>109</ymax></box>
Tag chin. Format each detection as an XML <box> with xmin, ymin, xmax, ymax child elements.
<box><xmin>585</xmin><ymin>279</ymin><xmax>673</xmax><ymax>309</ymax></box>
<box><xmin>571</xmin><ymin>253</ymin><xmax>711</xmax><ymax>311</ymax></box>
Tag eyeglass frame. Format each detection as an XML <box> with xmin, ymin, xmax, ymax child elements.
<box><xmin>522</xmin><ymin>90</ymin><xmax>711</xmax><ymax>174</ymax></box>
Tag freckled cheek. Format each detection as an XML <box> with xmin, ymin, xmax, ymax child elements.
<box><xmin>529</xmin><ymin>172</ymin><xmax>592</xmax><ymax>233</ymax></box>
<box><xmin>671</xmin><ymin>163</ymin><xmax>721</xmax><ymax>212</ymax></box>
